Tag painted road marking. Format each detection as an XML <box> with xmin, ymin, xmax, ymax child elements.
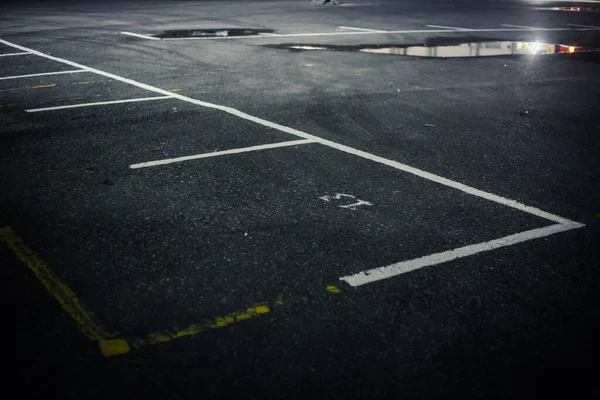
<box><xmin>568</xmin><ymin>23</ymin><xmax>600</xmax><ymax>29</ymax></box>
<box><xmin>0</xmin><ymin>225</ymin><xmax>283</xmax><ymax>356</ymax></box>
<box><xmin>131</xmin><ymin>297</ymin><xmax>283</xmax><ymax>349</ymax></box>
<box><xmin>501</xmin><ymin>24</ymin><xmax>545</xmax><ymax>30</ymax></box>
<box><xmin>118</xmin><ymin>26</ymin><xmax>597</xmax><ymax>40</ymax></box>
<box><xmin>338</xmin><ymin>26</ymin><xmax>387</xmax><ymax>33</ymax></box>
<box><xmin>319</xmin><ymin>193</ymin><xmax>373</xmax><ymax>210</ymax></box>
<box><xmin>1</xmin><ymin>83</ymin><xmax>57</xmax><ymax>93</ymax></box>
<box><xmin>0</xmin><ymin>70</ymin><xmax>87</xmax><ymax>81</ymax></box>
<box><xmin>0</xmin><ymin>38</ymin><xmax>584</xmax><ymax>286</ymax></box>
<box><xmin>30</xmin><ymin>84</ymin><xmax>56</xmax><ymax>89</ymax></box>
<box><xmin>130</xmin><ymin>139</ymin><xmax>315</xmax><ymax>169</ymax></box>
<box><xmin>0</xmin><ymin>84</ymin><xmax>57</xmax><ymax>93</ymax></box>
<box><xmin>120</xmin><ymin>31</ymin><xmax>160</xmax><ymax>40</ymax></box>
<box><xmin>325</xmin><ymin>285</ymin><xmax>341</xmax><ymax>293</ymax></box>
<box><xmin>340</xmin><ymin>222</ymin><xmax>582</xmax><ymax>286</ymax></box>
<box><xmin>26</xmin><ymin>96</ymin><xmax>172</xmax><ymax>113</ymax></box>
<box><xmin>0</xmin><ymin>51</ymin><xmax>29</xmax><ymax>57</ymax></box>
<box><xmin>426</xmin><ymin>25</ymin><xmax>470</xmax><ymax>31</ymax></box>
<box><xmin>0</xmin><ymin>227</ymin><xmax>130</xmax><ymax>357</ymax></box>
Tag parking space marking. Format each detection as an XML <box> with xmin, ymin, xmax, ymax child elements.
<box><xmin>0</xmin><ymin>227</ymin><xmax>130</xmax><ymax>357</ymax></box>
<box><xmin>340</xmin><ymin>222</ymin><xmax>581</xmax><ymax>286</ymax></box>
<box><xmin>0</xmin><ymin>52</ymin><xmax>29</xmax><ymax>57</ymax></box>
<box><xmin>31</xmin><ymin>84</ymin><xmax>56</xmax><ymax>89</ymax></box>
<box><xmin>0</xmin><ymin>84</ymin><xmax>57</xmax><ymax>93</ymax></box>
<box><xmin>1</xmin><ymin>225</ymin><xmax>284</xmax><ymax>356</ymax></box>
<box><xmin>120</xmin><ymin>31</ymin><xmax>161</xmax><ymax>40</ymax></box>
<box><xmin>319</xmin><ymin>193</ymin><xmax>373</xmax><ymax>210</ymax></box>
<box><xmin>119</xmin><ymin>26</ymin><xmax>596</xmax><ymax>41</ymax></box>
<box><xmin>501</xmin><ymin>24</ymin><xmax>545</xmax><ymax>30</ymax></box>
<box><xmin>130</xmin><ymin>139</ymin><xmax>316</xmax><ymax>169</ymax></box>
<box><xmin>338</xmin><ymin>26</ymin><xmax>387</xmax><ymax>32</ymax></box>
<box><xmin>568</xmin><ymin>23</ymin><xmax>600</xmax><ymax>29</ymax></box>
<box><xmin>426</xmin><ymin>25</ymin><xmax>470</xmax><ymax>31</ymax></box>
<box><xmin>25</xmin><ymin>95</ymin><xmax>173</xmax><ymax>113</ymax></box>
<box><xmin>0</xmin><ymin>37</ymin><xmax>584</xmax><ymax>287</ymax></box>
<box><xmin>0</xmin><ymin>70</ymin><xmax>87</xmax><ymax>81</ymax></box>
<box><xmin>131</xmin><ymin>297</ymin><xmax>283</xmax><ymax>349</ymax></box>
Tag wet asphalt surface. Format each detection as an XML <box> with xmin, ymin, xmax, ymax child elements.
<box><xmin>1</xmin><ymin>0</ymin><xmax>600</xmax><ymax>398</ymax></box>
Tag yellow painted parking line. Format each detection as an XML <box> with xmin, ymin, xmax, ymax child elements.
<box><xmin>0</xmin><ymin>226</ymin><xmax>130</xmax><ymax>357</ymax></box>
<box><xmin>0</xmin><ymin>83</ymin><xmax>57</xmax><ymax>92</ymax></box>
<box><xmin>1</xmin><ymin>226</ymin><xmax>284</xmax><ymax>356</ymax></box>
<box><xmin>31</xmin><ymin>83</ymin><xmax>56</xmax><ymax>89</ymax></box>
<box><xmin>325</xmin><ymin>285</ymin><xmax>341</xmax><ymax>293</ymax></box>
<box><xmin>132</xmin><ymin>296</ymin><xmax>284</xmax><ymax>349</ymax></box>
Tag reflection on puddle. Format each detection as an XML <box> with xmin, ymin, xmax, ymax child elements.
<box><xmin>274</xmin><ymin>41</ymin><xmax>599</xmax><ymax>58</ymax></box>
<box><xmin>358</xmin><ymin>41</ymin><xmax>597</xmax><ymax>57</ymax></box>
<box><xmin>534</xmin><ymin>6</ymin><xmax>600</xmax><ymax>12</ymax></box>
<box><xmin>289</xmin><ymin>46</ymin><xmax>328</xmax><ymax>50</ymax></box>
<box><xmin>153</xmin><ymin>28</ymin><xmax>275</xmax><ymax>39</ymax></box>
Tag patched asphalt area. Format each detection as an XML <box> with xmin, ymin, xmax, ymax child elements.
<box><xmin>1</xmin><ymin>0</ymin><xmax>600</xmax><ymax>399</ymax></box>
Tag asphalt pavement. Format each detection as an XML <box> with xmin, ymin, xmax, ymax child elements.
<box><xmin>1</xmin><ymin>0</ymin><xmax>599</xmax><ymax>398</ymax></box>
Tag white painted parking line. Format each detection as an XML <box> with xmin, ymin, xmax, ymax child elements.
<box><xmin>1</xmin><ymin>36</ymin><xmax>580</xmax><ymax>225</ymax></box>
<box><xmin>426</xmin><ymin>25</ymin><xmax>470</xmax><ymax>31</ymax></box>
<box><xmin>120</xmin><ymin>31</ymin><xmax>160</xmax><ymax>40</ymax></box>
<box><xmin>568</xmin><ymin>23</ymin><xmax>600</xmax><ymax>29</ymax></box>
<box><xmin>119</xmin><ymin>26</ymin><xmax>595</xmax><ymax>41</ymax></box>
<box><xmin>338</xmin><ymin>26</ymin><xmax>387</xmax><ymax>33</ymax></box>
<box><xmin>0</xmin><ymin>70</ymin><xmax>87</xmax><ymax>81</ymax></box>
<box><xmin>501</xmin><ymin>24</ymin><xmax>544</xmax><ymax>30</ymax></box>
<box><xmin>0</xmin><ymin>52</ymin><xmax>29</xmax><ymax>57</ymax></box>
<box><xmin>130</xmin><ymin>139</ymin><xmax>316</xmax><ymax>169</ymax></box>
<box><xmin>26</xmin><ymin>96</ymin><xmax>172</xmax><ymax>113</ymax></box>
<box><xmin>340</xmin><ymin>222</ymin><xmax>583</xmax><ymax>286</ymax></box>
<box><xmin>0</xmin><ymin>37</ymin><xmax>584</xmax><ymax>284</ymax></box>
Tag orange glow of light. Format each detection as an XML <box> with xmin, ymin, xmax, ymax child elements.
<box><xmin>569</xmin><ymin>46</ymin><xmax>575</xmax><ymax>53</ymax></box>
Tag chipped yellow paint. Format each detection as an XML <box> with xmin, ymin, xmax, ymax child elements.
<box><xmin>132</xmin><ymin>298</ymin><xmax>282</xmax><ymax>349</ymax></box>
<box><xmin>167</xmin><ymin>89</ymin><xmax>181</xmax><ymax>92</ymax></box>
<box><xmin>305</xmin><ymin>64</ymin><xmax>313</xmax><ymax>67</ymax></box>
<box><xmin>0</xmin><ymin>227</ymin><xmax>129</xmax><ymax>357</ymax></box>
<box><xmin>1</xmin><ymin>225</ymin><xmax>286</xmax><ymax>355</ymax></box>
<box><xmin>273</xmin><ymin>295</ymin><xmax>284</xmax><ymax>306</ymax></box>
<box><xmin>99</xmin><ymin>339</ymin><xmax>130</xmax><ymax>357</ymax></box>
<box><xmin>326</xmin><ymin>285</ymin><xmax>341</xmax><ymax>293</ymax></box>
<box><xmin>0</xmin><ymin>84</ymin><xmax>56</xmax><ymax>92</ymax></box>
<box><xmin>31</xmin><ymin>84</ymin><xmax>56</xmax><ymax>89</ymax></box>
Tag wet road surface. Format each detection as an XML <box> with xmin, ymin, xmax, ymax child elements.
<box><xmin>1</xmin><ymin>0</ymin><xmax>599</xmax><ymax>398</ymax></box>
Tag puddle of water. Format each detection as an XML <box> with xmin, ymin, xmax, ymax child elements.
<box><xmin>272</xmin><ymin>41</ymin><xmax>599</xmax><ymax>58</ymax></box>
<box><xmin>153</xmin><ymin>28</ymin><xmax>275</xmax><ymax>39</ymax></box>
<box><xmin>289</xmin><ymin>46</ymin><xmax>328</xmax><ymax>50</ymax></box>
<box><xmin>534</xmin><ymin>6</ymin><xmax>600</xmax><ymax>12</ymax></box>
<box><xmin>358</xmin><ymin>42</ymin><xmax>597</xmax><ymax>57</ymax></box>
